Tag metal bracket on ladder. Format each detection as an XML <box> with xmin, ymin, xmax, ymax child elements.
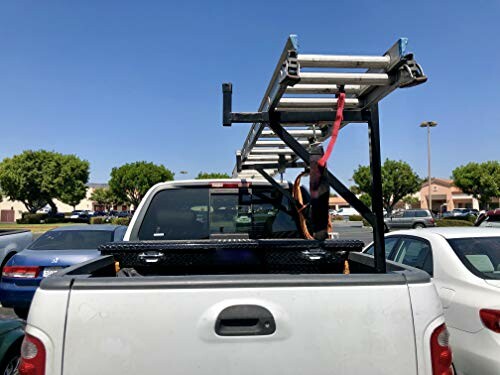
<box><xmin>221</xmin><ymin>35</ymin><xmax>427</xmax><ymax>272</ymax></box>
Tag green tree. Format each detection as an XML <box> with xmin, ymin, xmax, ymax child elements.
<box><xmin>352</xmin><ymin>159</ymin><xmax>421</xmax><ymax>214</ymax></box>
<box><xmin>349</xmin><ymin>185</ymin><xmax>361</xmax><ymax>194</ymax></box>
<box><xmin>359</xmin><ymin>193</ymin><xmax>372</xmax><ymax>209</ymax></box>
<box><xmin>402</xmin><ymin>195</ymin><xmax>420</xmax><ymax>208</ymax></box>
<box><xmin>452</xmin><ymin>161</ymin><xmax>500</xmax><ymax>209</ymax></box>
<box><xmin>56</xmin><ymin>154</ymin><xmax>90</xmax><ymax>210</ymax></box>
<box><xmin>109</xmin><ymin>162</ymin><xmax>174</xmax><ymax>208</ymax></box>
<box><xmin>90</xmin><ymin>187</ymin><xmax>116</xmax><ymax>211</ymax></box>
<box><xmin>195</xmin><ymin>172</ymin><xmax>230</xmax><ymax>179</ymax></box>
<box><xmin>0</xmin><ymin>150</ymin><xmax>89</xmax><ymax>213</ymax></box>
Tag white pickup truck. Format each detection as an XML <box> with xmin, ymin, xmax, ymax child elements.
<box><xmin>0</xmin><ymin>229</ymin><xmax>32</xmax><ymax>269</ymax></box>
<box><xmin>21</xmin><ymin>180</ymin><xmax>452</xmax><ymax>375</ymax></box>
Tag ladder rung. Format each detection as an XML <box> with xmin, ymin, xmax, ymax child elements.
<box><xmin>286</xmin><ymin>84</ymin><xmax>362</xmax><ymax>95</ymax></box>
<box><xmin>255</xmin><ymin>140</ymin><xmax>310</xmax><ymax>147</ymax></box>
<box><xmin>246</xmin><ymin>155</ymin><xmax>293</xmax><ymax>161</ymax></box>
<box><xmin>298</xmin><ymin>54</ymin><xmax>390</xmax><ymax>69</ymax></box>
<box><xmin>243</xmin><ymin>160</ymin><xmax>283</xmax><ymax>165</ymax></box>
<box><xmin>250</xmin><ymin>148</ymin><xmax>295</xmax><ymax>155</ymax></box>
<box><xmin>299</xmin><ymin>72</ymin><xmax>391</xmax><ymax>85</ymax></box>
<box><xmin>277</xmin><ymin>98</ymin><xmax>359</xmax><ymax>109</ymax></box>
<box><xmin>261</xmin><ymin>129</ymin><xmax>321</xmax><ymax>138</ymax></box>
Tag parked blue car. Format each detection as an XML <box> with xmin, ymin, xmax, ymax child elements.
<box><xmin>0</xmin><ymin>225</ymin><xmax>127</xmax><ymax>319</ymax></box>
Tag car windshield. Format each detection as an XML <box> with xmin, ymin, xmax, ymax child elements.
<box><xmin>447</xmin><ymin>237</ymin><xmax>500</xmax><ymax>280</ymax></box>
<box><xmin>28</xmin><ymin>230</ymin><xmax>114</xmax><ymax>250</ymax></box>
<box><xmin>138</xmin><ymin>186</ymin><xmax>300</xmax><ymax>240</ymax></box>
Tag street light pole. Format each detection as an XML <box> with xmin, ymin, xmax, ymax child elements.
<box><xmin>420</xmin><ymin>121</ymin><xmax>438</xmax><ymax>213</ymax></box>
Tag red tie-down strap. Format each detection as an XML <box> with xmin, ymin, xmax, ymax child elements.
<box><xmin>318</xmin><ymin>91</ymin><xmax>346</xmax><ymax>167</ymax></box>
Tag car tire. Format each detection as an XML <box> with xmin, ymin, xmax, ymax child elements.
<box><xmin>13</xmin><ymin>307</ymin><xmax>29</xmax><ymax>320</ymax></box>
<box><xmin>0</xmin><ymin>342</ymin><xmax>21</xmax><ymax>375</ymax></box>
<box><xmin>413</xmin><ymin>223</ymin><xmax>426</xmax><ymax>229</ymax></box>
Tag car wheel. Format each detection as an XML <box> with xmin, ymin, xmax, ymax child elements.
<box><xmin>0</xmin><ymin>344</ymin><xmax>21</xmax><ymax>375</ymax></box>
<box><xmin>13</xmin><ymin>307</ymin><xmax>29</xmax><ymax>320</ymax></box>
<box><xmin>413</xmin><ymin>223</ymin><xmax>425</xmax><ymax>229</ymax></box>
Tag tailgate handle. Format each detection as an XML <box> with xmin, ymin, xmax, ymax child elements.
<box><xmin>138</xmin><ymin>251</ymin><xmax>165</xmax><ymax>263</ymax></box>
<box><xmin>215</xmin><ymin>305</ymin><xmax>276</xmax><ymax>336</ymax></box>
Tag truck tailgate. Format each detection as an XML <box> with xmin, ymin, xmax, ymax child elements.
<box><xmin>62</xmin><ymin>276</ymin><xmax>418</xmax><ymax>375</ymax></box>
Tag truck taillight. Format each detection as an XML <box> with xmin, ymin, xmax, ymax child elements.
<box><xmin>2</xmin><ymin>266</ymin><xmax>40</xmax><ymax>278</ymax></box>
<box><xmin>480</xmin><ymin>309</ymin><xmax>500</xmax><ymax>333</ymax></box>
<box><xmin>430</xmin><ymin>323</ymin><xmax>453</xmax><ymax>375</ymax></box>
<box><xmin>19</xmin><ymin>334</ymin><xmax>46</xmax><ymax>375</ymax></box>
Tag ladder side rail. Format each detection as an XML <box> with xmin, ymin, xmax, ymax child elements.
<box><xmin>237</xmin><ymin>35</ymin><xmax>300</xmax><ymax>163</ymax></box>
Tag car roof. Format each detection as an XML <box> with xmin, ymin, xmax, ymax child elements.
<box><xmin>387</xmin><ymin>227</ymin><xmax>500</xmax><ymax>240</ymax></box>
<box><xmin>49</xmin><ymin>225</ymin><xmax>123</xmax><ymax>232</ymax></box>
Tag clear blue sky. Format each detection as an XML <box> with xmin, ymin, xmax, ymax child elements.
<box><xmin>1</xmin><ymin>0</ymin><xmax>499</xmax><ymax>184</ymax></box>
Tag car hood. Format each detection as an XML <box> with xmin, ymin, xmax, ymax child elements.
<box><xmin>9</xmin><ymin>249</ymin><xmax>101</xmax><ymax>267</ymax></box>
<box><xmin>485</xmin><ymin>279</ymin><xmax>500</xmax><ymax>288</ymax></box>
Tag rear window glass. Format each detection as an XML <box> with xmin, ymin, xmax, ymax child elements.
<box><xmin>138</xmin><ymin>187</ymin><xmax>300</xmax><ymax>240</ymax></box>
<box><xmin>447</xmin><ymin>237</ymin><xmax>500</xmax><ymax>280</ymax></box>
<box><xmin>29</xmin><ymin>230</ymin><xmax>113</xmax><ymax>250</ymax></box>
<box><xmin>415</xmin><ymin>211</ymin><xmax>429</xmax><ymax>217</ymax></box>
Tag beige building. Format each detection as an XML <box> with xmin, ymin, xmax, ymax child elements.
<box><xmin>419</xmin><ymin>178</ymin><xmax>500</xmax><ymax>212</ymax></box>
<box><xmin>0</xmin><ymin>183</ymin><xmax>130</xmax><ymax>222</ymax></box>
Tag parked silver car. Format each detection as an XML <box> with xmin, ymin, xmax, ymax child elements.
<box><xmin>384</xmin><ymin>209</ymin><xmax>435</xmax><ymax>230</ymax></box>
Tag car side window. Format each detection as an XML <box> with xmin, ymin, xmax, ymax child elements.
<box><xmin>393</xmin><ymin>238</ymin><xmax>432</xmax><ymax>273</ymax></box>
<box><xmin>365</xmin><ymin>237</ymin><xmax>399</xmax><ymax>257</ymax></box>
<box><xmin>403</xmin><ymin>211</ymin><xmax>415</xmax><ymax>218</ymax></box>
<box><xmin>416</xmin><ymin>211</ymin><xmax>428</xmax><ymax>217</ymax></box>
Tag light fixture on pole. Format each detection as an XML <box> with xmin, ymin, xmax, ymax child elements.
<box><xmin>420</xmin><ymin>121</ymin><xmax>438</xmax><ymax>212</ymax></box>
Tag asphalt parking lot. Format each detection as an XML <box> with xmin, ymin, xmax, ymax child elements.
<box><xmin>333</xmin><ymin>224</ymin><xmax>373</xmax><ymax>245</ymax></box>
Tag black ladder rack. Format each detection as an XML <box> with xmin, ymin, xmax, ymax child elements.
<box><xmin>221</xmin><ymin>35</ymin><xmax>427</xmax><ymax>273</ymax></box>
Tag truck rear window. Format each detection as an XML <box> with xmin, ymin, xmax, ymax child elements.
<box><xmin>137</xmin><ymin>187</ymin><xmax>301</xmax><ymax>240</ymax></box>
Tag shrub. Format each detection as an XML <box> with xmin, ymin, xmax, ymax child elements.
<box><xmin>444</xmin><ymin>215</ymin><xmax>476</xmax><ymax>223</ymax></box>
<box><xmin>111</xmin><ymin>217</ymin><xmax>130</xmax><ymax>226</ymax></box>
<box><xmin>349</xmin><ymin>215</ymin><xmax>363</xmax><ymax>221</ymax></box>
<box><xmin>18</xmin><ymin>213</ymin><xmax>47</xmax><ymax>224</ymax></box>
<box><xmin>44</xmin><ymin>216</ymin><xmax>67</xmax><ymax>224</ymax></box>
<box><xmin>331</xmin><ymin>215</ymin><xmax>344</xmax><ymax>221</ymax></box>
<box><xmin>436</xmin><ymin>219</ymin><xmax>474</xmax><ymax>227</ymax></box>
<box><xmin>90</xmin><ymin>216</ymin><xmax>106</xmax><ymax>225</ymax></box>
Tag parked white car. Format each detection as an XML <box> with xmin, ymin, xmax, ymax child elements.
<box><xmin>363</xmin><ymin>227</ymin><xmax>500</xmax><ymax>375</ymax></box>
